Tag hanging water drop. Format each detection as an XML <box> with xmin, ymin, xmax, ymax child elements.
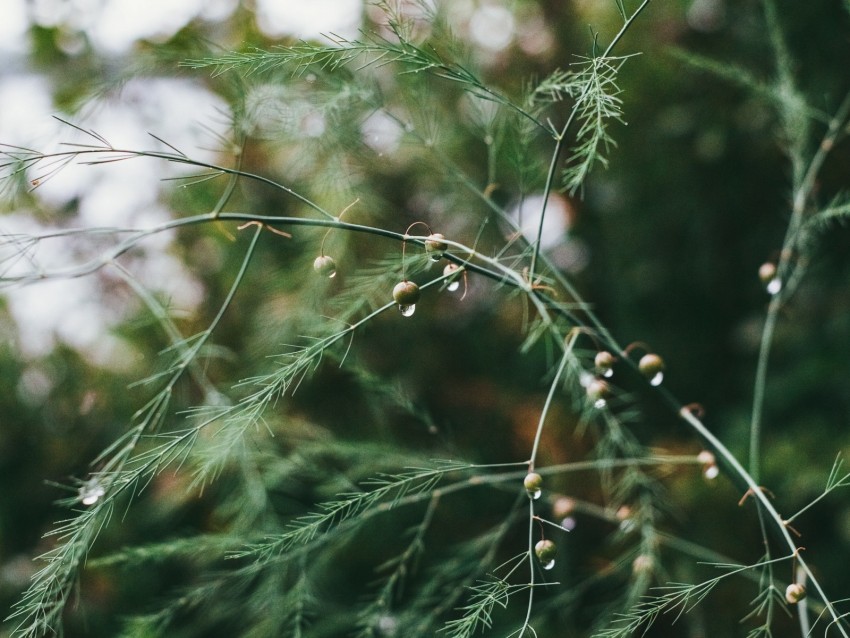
<box><xmin>767</xmin><ymin>277</ymin><xmax>782</xmax><ymax>295</ymax></box>
<box><xmin>603</xmin><ymin>368</ymin><xmax>614</xmax><ymax>378</ymax></box>
<box><xmin>447</xmin><ymin>280</ymin><xmax>460</xmax><ymax>292</ymax></box>
<box><xmin>79</xmin><ymin>480</ymin><xmax>105</xmax><ymax>506</ymax></box>
<box><xmin>530</xmin><ymin>488</ymin><xmax>542</xmax><ymax>500</ymax></box>
<box><xmin>543</xmin><ymin>559</ymin><xmax>556</xmax><ymax>570</ymax></box>
<box><xmin>704</xmin><ymin>464</ymin><xmax>719</xmax><ymax>480</ymax></box>
<box><xmin>594</xmin><ymin>398</ymin><xmax>607</xmax><ymax>409</ymax></box>
<box><xmin>398</xmin><ymin>304</ymin><xmax>416</xmax><ymax>317</ymax></box>
<box><xmin>649</xmin><ymin>371</ymin><xmax>664</xmax><ymax>386</ymax></box>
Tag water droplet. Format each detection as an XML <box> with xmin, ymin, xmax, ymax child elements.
<box><xmin>543</xmin><ymin>560</ymin><xmax>556</xmax><ymax>570</ymax></box>
<box><xmin>529</xmin><ymin>488</ymin><xmax>542</xmax><ymax>500</ymax></box>
<box><xmin>603</xmin><ymin>368</ymin><xmax>614</xmax><ymax>378</ymax></box>
<box><xmin>447</xmin><ymin>281</ymin><xmax>460</xmax><ymax>292</ymax></box>
<box><xmin>704</xmin><ymin>464</ymin><xmax>719</xmax><ymax>480</ymax></box>
<box><xmin>327</xmin><ymin>270</ymin><xmax>337</xmax><ymax>278</ymax></box>
<box><xmin>398</xmin><ymin>304</ymin><xmax>416</xmax><ymax>317</ymax></box>
<box><xmin>594</xmin><ymin>398</ymin><xmax>607</xmax><ymax>409</ymax></box>
<box><xmin>79</xmin><ymin>480</ymin><xmax>105</xmax><ymax>506</ymax></box>
<box><xmin>649</xmin><ymin>371</ymin><xmax>664</xmax><ymax>386</ymax></box>
<box><xmin>429</xmin><ymin>254</ymin><xmax>442</xmax><ymax>262</ymax></box>
<box><xmin>767</xmin><ymin>277</ymin><xmax>782</xmax><ymax>295</ymax></box>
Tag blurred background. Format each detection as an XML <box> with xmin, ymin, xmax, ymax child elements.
<box><xmin>2</xmin><ymin>0</ymin><xmax>850</xmax><ymax>635</ymax></box>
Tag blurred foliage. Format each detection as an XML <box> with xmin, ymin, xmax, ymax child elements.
<box><xmin>2</xmin><ymin>1</ymin><xmax>850</xmax><ymax>637</ymax></box>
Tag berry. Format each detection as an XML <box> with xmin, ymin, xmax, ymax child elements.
<box><xmin>586</xmin><ymin>378</ymin><xmax>610</xmax><ymax>402</ymax></box>
<box><xmin>785</xmin><ymin>583</ymin><xmax>806</xmax><ymax>604</ymax></box>
<box><xmin>595</xmin><ymin>351</ymin><xmax>616</xmax><ymax>376</ymax></box>
<box><xmin>759</xmin><ymin>262</ymin><xmax>777</xmax><ymax>285</ymax></box>
<box><xmin>313</xmin><ymin>255</ymin><xmax>337</xmax><ymax>277</ymax></box>
<box><xmin>523</xmin><ymin>472</ymin><xmax>543</xmax><ymax>496</ymax></box>
<box><xmin>424</xmin><ymin>233</ymin><xmax>448</xmax><ymax>260</ymax></box>
<box><xmin>638</xmin><ymin>353</ymin><xmax>664</xmax><ymax>377</ymax></box>
<box><xmin>638</xmin><ymin>353</ymin><xmax>665</xmax><ymax>385</ymax></box>
<box><xmin>392</xmin><ymin>280</ymin><xmax>420</xmax><ymax>305</ymax></box>
<box><xmin>534</xmin><ymin>539</ymin><xmax>557</xmax><ymax>563</ymax></box>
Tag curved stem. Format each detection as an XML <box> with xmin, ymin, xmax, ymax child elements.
<box><xmin>748</xmin><ymin>89</ymin><xmax>850</xmax><ymax>481</ymax></box>
<box><xmin>680</xmin><ymin>407</ymin><xmax>850</xmax><ymax>638</ymax></box>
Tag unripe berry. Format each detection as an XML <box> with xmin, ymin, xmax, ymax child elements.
<box><xmin>638</xmin><ymin>353</ymin><xmax>664</xmax><ymax>377</ymax></box>
<box><xmin>313</xmin><ymin>255</ymin><xmax>337</xmax><ymax>278</ymax></box>
<box><xmin>785</xmin><ymin>583</ymin><xmax>806</xmax><ymax>604</ymax></box>
<box><xmin>392</xmin><ymin>280</ymin><xmax>420</xmax><ymax>305</ymax></box>
<box><xmin>534</xmin><ymin>539</ymin><xmax>557</xmax><ymax>564</ymax></box>
<box><xmin>523</xmin><ymin>472</ymin><xmax>543</xmax><ymax>498</ymax></box>
<box><xmin>424</xmin><ymin>233</ymin><xmax>448</xmax><ymax>260</ymax></box>
<box><xmin>638</xmin><ymin>353</ymin><xmax>665</xmax><ymax>386</ymax></box>
<box><xmin>758</xmin><ymin>262</ymin><xmax>777</xmax><ymax>285</ymax></box>
<box><xmin>586</xmin><ymin>379</ymin><xmax>610</xmax><ymax>403</ymax></box>
<box><xmin>595</xmin><ymin>351</ymin><xmax>616</xmax><ymax>377</ymax></box>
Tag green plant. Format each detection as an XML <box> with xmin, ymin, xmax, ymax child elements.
<box><xmin>2</xmin><ymin>1</ymin><xmax>850</xmax><ymax>637</ymax></box>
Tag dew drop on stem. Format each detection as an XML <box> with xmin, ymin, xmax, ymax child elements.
<box><xmin>649</xmin><ymin>371</ymin><xmax>664</xmax><ymax>386</ymax></box>
<box><xmin>593</xmin><ymin>398</ymin><xmax>607</xmax><ymax>409</ymax></box>
<box><xmin>447</xmin><ymin>280</ymin><xmax>460</xmax><ymax>292</ymax></box>
<box><xmin>543</xmin><ymin>559</ymin><xmax>555</xmax><ymax>570</ymax></box>
<box><xmin>398</xmin><ymin>304</ymin><xmax>416</xmax><ymax>317</ymax></box>
<box><xmin>767</xmin><ymin>277</ymin><xmax>782</xmax><ymax>295</ymax></box>
<box><xmin>79</xmin><ymin>480</ymin><xmax>105</xmax><ymax>506</ymax></box>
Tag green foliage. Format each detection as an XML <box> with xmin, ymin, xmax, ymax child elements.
<box><xmin>2</xmin><ymin>1</ymin><xmax>850</xmax><ymax>637</ymax></box>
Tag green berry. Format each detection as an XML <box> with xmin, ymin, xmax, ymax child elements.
<box><xmin>534</xmin><ymin>539</ymin><xmax>557</xmax><ymax>563</ymax></box>
<box><xmin>523</xmin><ymin>472</ymin><xmax>543</xmax><ymax>495</ymax></box>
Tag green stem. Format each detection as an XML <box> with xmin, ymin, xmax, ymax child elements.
<box><xmin>528</xmin><ymin>0</ymin><xmax>651</xmax><ymax>283</ymax></box>
<box><xmin>528</xmin><ymin>334</ymin><xmax>575</xmax><ymax>470</ymax></box>
<box><xmin>748</xmin><ymin>89</ymin><xmax>850</xmax><ymax>481</ymax></box>
<box><xmin>680</xmin><ymin>407</ymin><xmax>850</xmax><ymax>638</ymax></box>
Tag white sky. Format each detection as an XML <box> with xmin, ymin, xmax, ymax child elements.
<box><xmin>2</xmin><ymin>0</ymin><xmax>371</xmax><ymax>361</ymax></box>
<box><xmin>0</xmin><ymin>0</ymin><xmax>522</xmax><ymax>363</ymax></box>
